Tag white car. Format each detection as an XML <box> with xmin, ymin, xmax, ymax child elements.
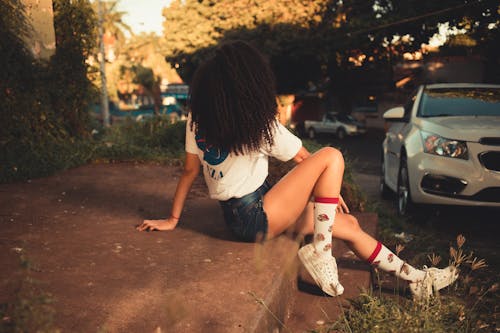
<box><xmin>304</xmin><ymin>113</ymin><xmax>367</xmax><ymax>140</ymax></box>
<box><xmin>381</xmin><ymin>83</ymin><xmax>500</xmax><ymax>215</ymax></box>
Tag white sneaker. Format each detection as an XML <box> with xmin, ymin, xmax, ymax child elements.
<box><xmin>409</xmin><ymin>265</ymin><xmax>459</xmax><ymax>301</ymax></box>
<box><xmin>298</xmin><ymin>244</ymin><xmax>344</xmax><ymax>296</ymax></box>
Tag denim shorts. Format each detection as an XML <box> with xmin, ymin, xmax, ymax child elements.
<box><xmin>219</xmin><ymin>181</ymin><xmax>271</xmax><ymax>242</ymax></box>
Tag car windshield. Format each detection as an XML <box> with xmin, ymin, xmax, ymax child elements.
<box><xmin>418</xmin><ymin>87</ymin><xmax>500</xmax><ymax>117</ymax></box>
<box><xmin>337</xmin><ymin>114</ymin><xmax>355</xmax><ymax>123</ymax></box>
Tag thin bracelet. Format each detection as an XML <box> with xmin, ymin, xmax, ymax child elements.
<box><xmin>170</xmin><ymin>215</ymin><xmax>180</xmax><ymax>220</ymax></box>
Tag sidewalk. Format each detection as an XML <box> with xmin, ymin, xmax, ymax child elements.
<box><xmin>0</xmin><ymin>163</ymin><xmax>376</xmax><ymax>332</ymax></box>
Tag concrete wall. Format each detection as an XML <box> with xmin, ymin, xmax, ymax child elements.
<box><xmin>22</xmin><ymin>0</ymin><xmax>56</xmax><ymax>59</ymax></box>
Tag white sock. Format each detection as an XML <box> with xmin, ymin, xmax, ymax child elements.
<box><xmin>313</xmin><ymin>197</ymin><xmax>338</xmax><ymax>258</ymax></box>
<box><xmin>367</xmin><ymin>242</ymin><xmax>426</xmax><ymax>282</ymax></box>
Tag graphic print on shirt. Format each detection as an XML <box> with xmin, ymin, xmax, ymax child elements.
<box><xmin>196</xmin><ymin>135</ymin><xmax>229</xmax><ymax>180</ymax></box>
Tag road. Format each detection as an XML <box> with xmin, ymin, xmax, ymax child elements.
<box><xmin>311</xmin><ymin>129</ymin><xmax>500</xmax><ymax>268</ymax></box>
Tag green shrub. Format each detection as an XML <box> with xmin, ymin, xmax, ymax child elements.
<box><xmin>1</xmin><ymin>0</ymin><xmax>97</xmax><ymax>184</ymax></box>
<box><xmin>93</xmin><ymin>117</ymin><xmax>186</xmax><ymax>163</ymax></box>
<box><xmin>1</xmin><ymin>115</ymin><xmax>186</xmax><ymax>183</ymax></box>
<box><xmin>1</xmin><ymin>138</ymin><xmax>95</xmax><ymax>183</ymax></box>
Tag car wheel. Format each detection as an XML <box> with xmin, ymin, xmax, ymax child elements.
<box><xmin>397</xmin><ymin>156</ymin><xmax>413</xmax><ymax>216</ymax></box>
<box><xmin>308</xmin><ymin>128</ymin><xmax>316</xmax><ymax>140</ymax></box>
<box><xmin>296</xmin><ymin>122</ymin><xmax>306</xmax><ymax>137</ymax></box>
<box><xmin>337</xmin><ymin>127</ymin><xmax>346</xmax><ymax>140</ymax></box>
<box><xmin>380</xmin><ymin>155</ymin><xmax>391</xmax><ymax>199</ymax></box>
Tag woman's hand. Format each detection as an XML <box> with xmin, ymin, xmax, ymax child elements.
<box><xmin>136</xmin><ymin>217</ymin><xmax>178</xmax><ymax>232</ymax></box>
<box><xmin>293</xmin><ymin>146</ymin><xmax>311</xmax><ymax>163</ymax></box>
<box><xmin>337</xmin><ymin>194</ymin><xmax>350</xmax><ymax>214</ymax></box>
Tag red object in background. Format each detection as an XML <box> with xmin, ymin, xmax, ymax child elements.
<box><xmin>291</xmin><ymin>96</ymin><xmax>326</xmax><ymax>124</ymax></box>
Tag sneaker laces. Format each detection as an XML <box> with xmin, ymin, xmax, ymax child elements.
<box><xmin>298</xmin><ymin>244</ymin><xmax>344</xmax><ymax>296</ymax></box>
<box><xmin>410</xmin><ymin>265</ymin><xmax>459</xmax><ymax>301</ymax></box>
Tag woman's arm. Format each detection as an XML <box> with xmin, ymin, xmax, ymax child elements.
<box><xmin>137</xmin><ymin>152</ymin><xmax>201</xmax><ymax>231</ymax></box>
<box><xmin>169</xmin><ymin>152</ymin><xmax>201</xmax><ymax>221</ymax></box>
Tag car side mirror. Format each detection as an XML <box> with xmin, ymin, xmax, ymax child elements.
<box><xmin>383</xmin><ymin>106</ymin><xmax>406</xmax><ymax>122</ymax></box>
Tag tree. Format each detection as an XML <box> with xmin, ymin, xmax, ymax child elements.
<box><xmin>162</xmin><ymin>0</ymin><xmax>331</xmax><ymax>86</ymax></box>
<box><xmin>0</xmin><ymin>0</ymin><xmax>35</xmax><ymax>142</ymax></box>
<box><xmin>91</xmin><ymin>0</ymin><xmax>132</xmax><ymax>55</ymax></box>
<box><xmin>52</xmin><ymin>0</ymin><xmax>97</xmax><ymax>136</ymax></box>
<box><xmin>1</xmin><ymin>0</ymin><xmax>96</xmax><ymax>139</ymax></box>
<box><xmin>160</xmin><ymin>0</ymin><xmax>499</xmax><ymax>91</ymax></box>
<box><xmin>103</xmin><ymin>33</ymin><xmax>181</xmax><ymax>112</ymax></box>
<box><xmin>1</xmin><ymin>0</ymin><xmax>97</xmax><ymax>181</ymax></box>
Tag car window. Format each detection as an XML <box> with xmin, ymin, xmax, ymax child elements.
<box><xmin>418</xmin><ymin>87</ymin><xmax>500</xmax><ymax>117</ymax></box>
<box><xmin>337</xmin><ymin>114</ymin><xmax>355</xmax><ymax>123</ymax></box>
<box><xmin>326</xmin><ymin>114</ymin><xmax>336</xmax><ymax>121</ymax></box>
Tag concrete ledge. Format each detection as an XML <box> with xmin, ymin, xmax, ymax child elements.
<box><xmin>0</xmin><ymin>164</ymin><xmax>300</xmax><ymax>333</ymax></box>
<box><xmin>0</xmin><ymin>164</ymin><xmax>377</xmax><ymax>332</ymax></box>
<box><xmin>169</xmin><ymin>199</ymin><xmax>301</xmax><ymax>333</ymax></box>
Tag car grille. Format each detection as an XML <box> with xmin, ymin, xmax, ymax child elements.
<box><xmin>479</xmin><ymin>137</ymin><xmax>500</xmax><ymax>146</ymax></box>
<box><xmin>472</xmin><ymin>187</ymin><xmax>500</xmax><ymax>203</ymax></box>
<box><xmin>479</xmin><ymin>151</ymin><xmax>500</xmax><ymax>172</ymax></box>
<box><xmin>430</xmin><ymin>187</ymin><xmax>500</xmax><ymax>202</ymax></box>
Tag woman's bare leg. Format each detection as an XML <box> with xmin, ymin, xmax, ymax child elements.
<box><xmin>263</xmin><ymin>146</ymin><xmax>377</xmax><ymax>258</ymax></box>
<box><xmin>265</xmin><ymin>156</ymin><xmax>458</xmax><ymax>298</ymax></box>
<box><xmin>264</xmin><ymin>147</ymin><xmax>344</xmax><ymax>238</ymax></box>
<box><xmin>293</xmin><ymin>208</ymin><xmax>378</xmax><ymax>261</ymax></box>
<box><xmin>294</xmin><ymin>211</ymin><xmax>458</xmax><ymax>299</ymax></box>
<box><xmin>293</xmin><ymin>202</ymin><xmax>314</xmax><ymax>235</ymax></box>
<box><xmin>328</xmin><ymin>214</ymin><xmax>378</xmax><ymax>260</ymax></box>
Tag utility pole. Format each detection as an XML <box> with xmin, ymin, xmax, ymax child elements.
<box><xmin>98</xmin><ymin>0</ymin><xmax>110</xmax><ymax>127</ymax></box>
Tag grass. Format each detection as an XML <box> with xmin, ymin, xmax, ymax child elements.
<box><xmin>0</xmin><ymin>251</ymin><xmax>58</xmax><ymax>333</ymax></box>
<box><xmin>1</xmin><ymin>116</ymin><xmax>186</xmax><ymax>184</ymax></box>
<box><xmin>92</xmin><ymin>116</ymin><xmax>186</xmax><ymax>164</ymax></box>
<box><xmin>310</xmin><ymin>193</ymin><xmax>498</xmax><ymax>333</ymax></box>
<box><xmin>322</xmin><ymin>293</ymin><xmax>482</xmax><ymax>333</ymax></box>
<box><xmin>334</xmin><ymin>234</ymin><xmax>494</xmax><ymax>333</ymax></box>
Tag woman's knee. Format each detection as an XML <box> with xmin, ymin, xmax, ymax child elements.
<box><xmin>318</xmin><ymin>147</ymin><xmax>344</xmax><ymax>169</ymax></box>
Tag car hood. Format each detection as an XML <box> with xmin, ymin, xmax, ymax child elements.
<box><xmin>416</xmin><ymin>116</ymin><xmax>500</xmax><ymax>142</ymax></box>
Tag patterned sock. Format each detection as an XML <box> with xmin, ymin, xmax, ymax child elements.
<box><xmin>313</xmin><ymin>197</ymin><xmax>338</xmax><ymax>258</ymax></box>
<box><xmin>367</xmin><ymin>242</ymin><xmax>426</xmax><ymax>282</ymax></box>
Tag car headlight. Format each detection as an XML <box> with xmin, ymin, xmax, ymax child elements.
<box><xmin>421</xmin><ymin>131</ymin><xmax>468</xmax><ymax>159</ymax></box>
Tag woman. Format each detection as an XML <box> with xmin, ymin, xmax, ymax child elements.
<box><xmin>137</xmin><ymin>41</ymin><xmax>457</xmax><ymax>300</ymax></box>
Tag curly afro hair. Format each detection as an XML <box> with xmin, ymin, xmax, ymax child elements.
<box><xmin>189</xmin><ymin>40</ymin><xmax>278</xmax><ymax>155</ymax></box>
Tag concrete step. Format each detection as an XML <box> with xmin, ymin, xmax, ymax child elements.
<box><xmin>152</xmin><ymin>198</ymin><xmax>301</xmax><ymax>333</ymax></box>
<box><xmin>0</xmin><ymin>164</ymin><xmax>300</xmax><ymax>333</ymax></box>
<box><xmin>0</xmin><ymin>164</ymin><xmax>377</xmax><ymax>333</ymax></box>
